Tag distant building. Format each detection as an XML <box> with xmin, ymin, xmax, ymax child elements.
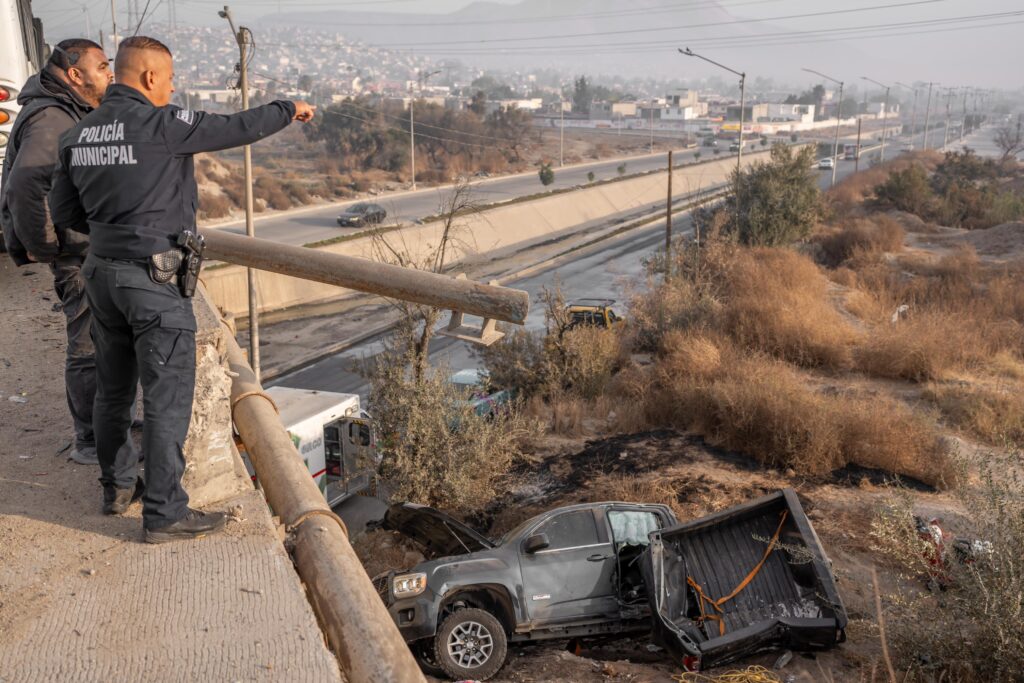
<box><xmin>865</xmin><ymin>102</ymin><xmax>899</xmax><ymax>117</ymax></box>
<box><xmin>764</xmin><ymin>103</ymin><xmax>815</xmax><ymax>123</ymax></box>
<box><xmin>185</xmin><ymin>87</ymin><xmax>237</xmax><ymax>104</ymax></box>
<box><xmin>726</xmin><ymin>103</ymin><xmax>769</xmax><ymax>122</ymax></box>
<box><xmin>590</xmin><ymin>101</ymin><xmax>638</xmax><ymax>120</ymax></box>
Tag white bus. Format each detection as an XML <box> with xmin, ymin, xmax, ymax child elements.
<box><xmin>0</xmin><ymin>0</ymin><xmax>45</xmax><ymax>180</ymax></box>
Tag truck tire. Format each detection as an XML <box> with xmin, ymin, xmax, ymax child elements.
<box><xmin>433</xmin><ymin>607</ymin><xmax>508</xmax><ymax>681</ymax></box>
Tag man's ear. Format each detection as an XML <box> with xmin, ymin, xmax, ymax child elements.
<box><xmin>141</xmin><ymin>69</ymin><xmax>155</xmax><ymax>91</ymax></box>
<box><xmin>65</xmin><ymin>66</ymin><xmax>84</xmax><ymax>86</ymax></box>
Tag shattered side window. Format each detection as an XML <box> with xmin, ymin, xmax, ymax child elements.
<box><xmin>608</xmin><ymin>510</ymin><xmax>661</xmax><ymax>547</ymax></box>
<box><xmin>536</xmin><ymin>511</ymin><xmax>600</xmax><ymax>550</ymax></box>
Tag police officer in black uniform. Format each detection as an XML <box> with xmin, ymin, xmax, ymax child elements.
<box><xmin>49</xmin><ymin>36</ymin><xmax>315</xmax><ymax>543</ymax></box>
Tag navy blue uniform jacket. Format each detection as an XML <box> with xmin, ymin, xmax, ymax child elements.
<box><xmin>49</xmin><ymin>84</ymin><xmax>295</xmax><ymax>259</ymax></box>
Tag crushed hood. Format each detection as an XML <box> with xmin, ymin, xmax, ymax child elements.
<box><xmin>381</xmin><ymin>503</ymin><xmax>494</xmax><ymax>558</ymax></box>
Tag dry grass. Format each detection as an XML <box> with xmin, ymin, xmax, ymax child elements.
<box><xmin>653</xmin><ymin>336</ymin><xmax>952</xmax><ymax>487</ymax></box>
<box><xmin>813</xmin><ymin>214</ymin><xmax>906</xmax><ymax>268</ymax></box>
<box><xmin>855</xmin><ymin>312</ymin><xmax>981</xmax><ymax>382</ymax></box>
<box><xmin>923</xmin><ymin>381</ymin><xmax>1024</xmax><ymax>445</ymax></box>
<box><xmin>719</xmin><ymin>248</ymin><xmax>858</xmax><ymax>369</ymax></box>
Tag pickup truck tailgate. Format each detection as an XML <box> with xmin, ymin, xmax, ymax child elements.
<box><xmin>643</xmin><ymin>489</ymin><xmax>846</xmax><ymax>670</ymax></box>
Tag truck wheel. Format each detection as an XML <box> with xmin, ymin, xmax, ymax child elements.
<box><xmin>433</xmin><ymin>607</ymin><xmax>508</xmax><ymax>681</ymax></box>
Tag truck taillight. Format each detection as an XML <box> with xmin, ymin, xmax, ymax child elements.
<box><xmin>682</xmin><ymin>655</ymin><xmax>701</xmax><ymax>671</ymax></box>
<box><xmin>0</xmin><ymin>110</ymin><xmax>10</xmax><ymax>125</ymax></box>
<box><xmin>0</xmin><ymin>86</ymin><xmax>9</xmax><ymax>102</ymax></box>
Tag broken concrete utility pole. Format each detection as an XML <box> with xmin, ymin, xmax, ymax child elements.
<box><xmin>202</xmin><ymin>229</ymin><xmax>530</xmax><ymax>325</ymax></box>
<box><xmin>222</xmin><ymin>330</ymin><xmax>426</xmax><ymax>682</ymax></box>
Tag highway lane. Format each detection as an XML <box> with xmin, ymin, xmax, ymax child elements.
<box><xmin>207</xmin><ymin>123</ymin><xmax>917</xmax><ymax>248</ymax></box>
<box><xmin>271</xmin><ymin>138</ymin><xmax>899</xmax><ymax>398</ymax></box>
<box><xmin>208</xmin><ymin>147</ymin><xmax>709</xmax><ymax>246</ymax></box>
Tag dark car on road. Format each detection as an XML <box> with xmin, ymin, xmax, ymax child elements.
<box><xmin>370</xmin><ymin>490</ymin><xmax>846</xmax><ymax>680</ymax></box>
<box><xmin>336</xmin><ymin>202</ymin><xmax>387</xmax><ymax>227</ymax></box>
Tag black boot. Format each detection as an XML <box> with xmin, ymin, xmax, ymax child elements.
<box><xmin>144</xmin><ymin>508</ymin><xmax>227</xmax><ymax>544</ymax></box>
<box><xmin>102</xmin><ymin>478</ymin><xmax>145</xmax><ymax>515</ymax></box>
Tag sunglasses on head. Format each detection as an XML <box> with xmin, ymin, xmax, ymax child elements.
<box><xmin>52</xmin><ymin>45</ymin><xmax>82</xmax><ymax>69</ymax></box>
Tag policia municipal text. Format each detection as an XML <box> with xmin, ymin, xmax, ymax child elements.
<box><xmin>48</xmin><ymin>36</ymin><xmax>315</xmax><ymax>543</ymax></box>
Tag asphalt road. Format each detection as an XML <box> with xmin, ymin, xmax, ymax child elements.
<box><xmin>208</xmin><ymin>123</ymin><xmax>914</xmax><ymax>248</ymax></box>
<box><xmin>209</xmin><ymin>148</ymin><xmax>708</xmax><ymax>246</ymax></box>
<box><xmin>271</xmin><ymin>126</ymin><xmax>940</xmax><ymax>398</ymax></box>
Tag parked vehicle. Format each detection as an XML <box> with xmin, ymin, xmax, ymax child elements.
<box><xmin>336</xmin><ymin>202</ymin><xmax>387</xmax><ymax>227</ymax></box>
<box><xmin>701</xmin><ymin>137</ymin><xmax>719</xmax><ymax>147</ymax></box>
<box><xmin>370</xmin><ymin>489</ymin><xmax>845</xmax><ymax>680</ymax></box>
<box><xmin>449</xmin><ymin>368</ymin><xmax>512</xmax><ymax>419</ymax></box>
<box><xmin>566</xmin><ymin>299</ymin><xmax>623</xmax><ymax>329</ymax></box>
<box><xmin>728</xmin><ymin>142</ymin><xmax>744</xmax><ymax>152</ymax></box>
<box><xmin>238</xmin><ymin>386</ymin><xmax>377</xmax><ymax>506</ymax></box>
<box><xmin>818</xmin><ymin>157</ymin><xmax>835</xmax><ymax>170</ymax></box>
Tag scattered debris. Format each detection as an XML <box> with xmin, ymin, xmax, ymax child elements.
<box><xmin>8</xmin><ymin>394</ymin><xmax>28</xmax><ymax>404</ymax></box>
<box><xmin>81</xmin><ymin>569</ymin><xmax>96</xmax><ymax>577</ymax></box>
<box><xmin>240</xmin><ymin>587</ymin><xmax>263</xmax><ymax>596</ymax></box>
<box><xmin>226</xmin><ymin>504</ymin><xmax>245</xmax><ymax>524</ymax></box>
<box><xmin>55</xmin><ymin>441</ymin><xmax>72</xmax><ymax>455</ymax></box>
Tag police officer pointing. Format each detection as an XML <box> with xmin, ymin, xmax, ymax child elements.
<box><xmin>49</xmin><ymin>36</ymin><xmax>314</xmax><ymax>543</ymax></box>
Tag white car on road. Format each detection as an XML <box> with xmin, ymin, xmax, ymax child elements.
<box><xmin>818</xmin><ymin>157</ymin><xmax>835</xmax><ymax>170</ymax></box>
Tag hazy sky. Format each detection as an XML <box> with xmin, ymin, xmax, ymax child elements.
<box><xmin>32</xmin><ymin>0</ymin><xmax>1024</xmax><ymax>89</ymax></box>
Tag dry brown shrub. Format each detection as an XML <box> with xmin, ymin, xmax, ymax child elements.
<box><xmin>720</xmin><ymin>248</ymin><xmax>857</xmax><ymax>369</ymax></box>
<box><xmin>351</xmin><ymin>529</ymin><xmax>425</xmax><ymax>578</ymax></box>
<box><xmin>923</xmin><ymin>382</ymin><xmax>1024</xmax><ymax>444</ymax></box>
<box><xmin>825</xmin><ymin>149</ymin><xmax>943</xmax><ymax>208</ymax></box>
<box><xmin>652</xmin><ymin>340</ymin><xmax>951</xmax><ymax>486</ymax></box>
<box><xmin>813</xmin><ymin>214</ymin><xmax>906</xmax><ymax>267</ymax></box>
<box><xmin>560</xmin><ymin>326</ymin><xmax>626</xmax><ymax>399</ymax></box>
<box><xmin>198</xmin><ymin>192</ymin><xmax>232</xmax><ymax>219</ymax></box>
<box><xmin>856</xmin><ymin>312</ymin><xmax>978</xmax><ymax>382</ymax></box>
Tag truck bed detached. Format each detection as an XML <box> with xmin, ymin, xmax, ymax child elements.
<box><xmin>643</xmin><ymin>489</ymin><xmax>847</xmax><ymax>671</ymax></box>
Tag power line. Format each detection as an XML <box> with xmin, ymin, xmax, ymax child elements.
<box><xmin>365</xmin><ymin>9</ymin><xmax>1024</xmax><ymax>55</ymax></box>
<box><xmin>332</xmin><ymin>98</ymin><xmax>532</xmax><ymax>145</ymax></box>
<box><xmin>364</xmin><ymin>0</ymin><xmax>949</xmax><ymax>48</ymax></box>
<box><xmin>319</xmin><ymin>108</ymin><xmax>506</xmax><ymax>151</ymax></box>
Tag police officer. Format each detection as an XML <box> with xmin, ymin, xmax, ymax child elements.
<box><xmin>0</xmin><ymin>39</ymin><xmax>137</xmax><ymax>467</ymax></box>
<box><xmin>49</xmin><ymin>36</ymin><xmax>314</xmax><ymax>543</ymax></box>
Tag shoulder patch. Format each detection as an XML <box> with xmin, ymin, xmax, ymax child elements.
<box><xmin>174</xmin><ymin>109</ymin><xmax>196</xmax><ymax>125</ymax></box>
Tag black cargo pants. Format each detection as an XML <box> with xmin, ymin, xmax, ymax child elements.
<box><xmin>82</xmin><ymin>254</ymin><xmax>195</xmax><ymax>529</ymax></box>
<box><xmin>50</xmin><ymin>255</ymin><xmax>97</xmax><ymax>452</ymax></box>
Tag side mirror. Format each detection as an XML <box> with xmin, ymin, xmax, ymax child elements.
<box><xmin>524</xmin><ymin>533</ymin><xmax>550</xmax><ymax>554</ymax></box>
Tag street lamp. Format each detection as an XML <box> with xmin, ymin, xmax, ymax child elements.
<box><xmin>410</xmin><ymin>69</ymin><xmax>441</xmax><ymax>191</ymax></box>
<box><xmin>680</xmin><ymin>48</ymin><xmax>745</xmax><ymax>178</ymax></box>
<box><xmin>861</xmin><ymin>76</ymin><xmax>891</xmax><ymax>162</ymax></box>
<box><xmin>895</xmin><ymin>81</ymin><xmax>918</xmax><ymax>146</ymax></box>
<box><xmin>803</xmin><ymin>67</ymin><xmax>843</xmax><ymax>187</ymax></box>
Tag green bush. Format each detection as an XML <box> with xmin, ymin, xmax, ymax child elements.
<box><xmin>538</xmin><ymin>162</ymin><xmax>555</xmax><ymax>186</ymax></box>
<box><xmin>873</xmin><ymin>164</ymin><xmax>934</xmax><ymax>216</ymax></box>
<box><xmin>728</xmin><ymin>144</ymin><xmax>822</xmax><ymax>246</ymax></box>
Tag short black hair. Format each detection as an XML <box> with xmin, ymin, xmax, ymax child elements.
<box><xmin>117</xmin><ymin>35</ymin><xmax>172</xmax><ymax>56</ymax></box>
<box><xmin>48</xmin><ymin>38</ymin><xmax>103</xmax><ymax>71</ymax></box>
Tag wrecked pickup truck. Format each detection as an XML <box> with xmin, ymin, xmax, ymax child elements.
<box><xmin>369</xmin><ymin>489</ymin><xmax>846</xmax><ymax>681</ymax></box>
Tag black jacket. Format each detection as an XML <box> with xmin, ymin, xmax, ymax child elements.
<box><xmin>0</xmin><ymin>71</ymin><xmax>92</xmax><ymax>265</ymax></box>
<box><xmin>49</xmin><ymin>84</ymin><xmax>295</xmax><ymax>259</ymax></box>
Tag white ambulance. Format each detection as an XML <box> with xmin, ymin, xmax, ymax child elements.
<box><xmin>243</xmin><ymin>386</ymin><xmax>378</xmax><ymax>507</ymax></box>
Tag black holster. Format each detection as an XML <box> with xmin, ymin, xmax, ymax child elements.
<box><xmin>176</xmin><ymin>231</ymin><xmax>205</xmax><ymax>298</ymax></box>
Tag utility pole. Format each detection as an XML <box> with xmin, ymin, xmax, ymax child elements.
<box><xmin>680</xmin><ymin>48</ymin><xmax>745</xmax><ymax>179</ymax></box>
<box><xmin>220</xmin><ymin>6</ymin><xmax>260</xmax><ymax>381</ymax></box>
<box><xmin>110</xmin><ymin>0</ymin><xmax>118</xmax><ymax>49</ymax></box>
<box><xmin>665</xmin><ymin>150</ymin><xmax>673</xmax><ymax>278</ymax></box>
<box><xmin>942</xmin><ymin>87</ymin><xmax>954</xmax><ymax>150</ymax></box>
<box><xmin>854</xmin><ymin>117</ymin><xmax>862</xmax><ymax>172</ymax></box>
<box><xmin>804</xmin><ymin>67</ymin><xmax>843</xmax><ymax>187</ymax></box>
<box><xmin>559</xmin><ymin>97</ymin><xmax>564</xmax><ymax>166</ymax></box>
<box><xmin>410</xmin><ymin>69</ymin><xmax>440</xmax><ymax>191</ymax></box>
<box><xmin>922</xmin><ymin>82</ymin><xmax>936</xmax><ymax>149</ymax></box>
<box><xmin>649</xmin><ymin>102</ymin><xmax>654</xmax><ymax>154</ymax></box>
<box><xmin>960</xmin><ymin>88</ymin><xmax>969</xmax><ymax>140</ymax></box>
<box><xmin>861</xmin><ymin>77</ymin><xmax>890</xmax><ymax>161</ymax></box>
<box><xmin>896</xmin><ymin>82</ymin><xmax>918</xmax><ymax>146</ymax></box>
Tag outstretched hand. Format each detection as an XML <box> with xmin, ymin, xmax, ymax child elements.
<box><xmin>292</xmin><ymin>101</ymin><xmax>316</xmax><ymax>122</ymax></box>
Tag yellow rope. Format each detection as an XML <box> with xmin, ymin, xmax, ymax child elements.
<box><xmin>673</xmin><ymin>665</ymin><xmax>782</xmax><ymax>683</ymax></box>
